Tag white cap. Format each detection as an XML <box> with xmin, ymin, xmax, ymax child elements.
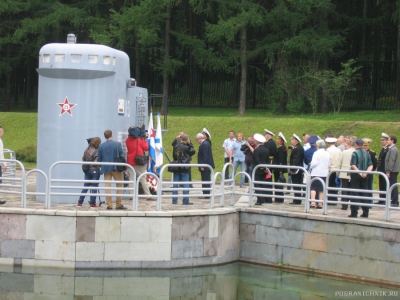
<box><xmin>254</xmin><ymin>133</ymin><xmax>266</xmax><ymax>143</ymax></box>
<box><xmin>381</xmin><ymin>133</ymin><xmax>389</xmax><ymax>139</ymax></box>
<box><xmin>278</xmin><ymin>132</ymin><xmax>287</xmax><ymax>143</ymax></box>
<box><xmin>264</xmin><ymin>129</ymin><xmax>275</xmax><ymax>136</ymax></box>
<box><xmin>325</xmin><ymin>137</ymin><xmax>337</xmax><ymax>143</ymax></box>
<box><xmin>292</xmin><ymin>134</ymin><xmax>301</xmax><ymax>143</ymax></box>
<box><xmin>202</xmin><ymin>127</ymin><xmax>211</xmax><ymax>138</ymax></box>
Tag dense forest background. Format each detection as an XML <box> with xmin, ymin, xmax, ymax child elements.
<box><xmin>1</xmin><ymin>0</ymin><xmax>400</xmax><ymax>115</ymax></box>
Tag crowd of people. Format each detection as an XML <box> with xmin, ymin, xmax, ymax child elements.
<box><xmin>76</xmin><ymin>126</ymin><xmax>399</xmax><ymax>216</ymax></box>
<box><xmin>170</xmin><ymin>128</ymin><xmax>399</xmax><ymax>218</ymax></box>
<box><xmin>217</xmin><ymin>129</ymin><xmax>400</xmax><ymax>218</ymax></box>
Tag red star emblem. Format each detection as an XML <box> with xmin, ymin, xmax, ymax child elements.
<box><xmin>57</xmin><ymin>97</ymin><xmax>77</xmax><ymax>116</ymax></box>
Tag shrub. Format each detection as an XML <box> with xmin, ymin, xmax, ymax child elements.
<box><xmin>15</xmin><ymin>145</ymin><xmax>37</xmax><ymax>163</ymax></box>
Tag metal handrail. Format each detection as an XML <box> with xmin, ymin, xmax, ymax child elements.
<box><xmin>0</xmin><ymin>159</ymin><xmax>25</xmax><ymax>205</ymax></box>
<box><xmin>23</xmin><ymin>169</ymin><xmax>48</xmax><ymax>208</ymax></box>
<box><xmin>48</xmin><ymin>161</ymin><xmax>136</xmax><ymax>209</ymax></box>
<box><xmin>158</xmin><ymin>163</ymin><xmax>215</xmax><ymax>211</ymax></box>
<box><xmin>1</xmin><ymin>160</ymin><xmax>399</xmax><ymax>222</ymax></box>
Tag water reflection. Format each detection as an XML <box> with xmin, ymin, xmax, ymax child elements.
<box><xmin>0</xmin><ymin>263</ymin><xmax>397</xmax><ymax>299</ymax></box>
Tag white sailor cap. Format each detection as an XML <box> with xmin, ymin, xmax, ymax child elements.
<box><xmin>325</xmin><ymin>137</ymin><xmax>337</xmax><ymax>143</ymax></box>
<box><xmin>254</xmin><ymin>133</ymin><xmax>266</xmax><ymax>143</ymax></box>
<box><xmin>362</xmin><ymin>138</ymin><xmax>372</xmax><ymax>146</ymax></box>
<box><xmin>277</xmin><ymin>132</ymin><xmax>287</xmax><ymax>143</ymax></box>
<box><xmin>264</xmin><ymin>129</ymin><xmax>275</xmax><ymax>136</ymax></box>
<box><xmin>202</xmin><ymin>127</ymin><xmax>211</xmax><ymax>138</ymax></box>
<box><xmin>292</xmin><ymin>134</ymin><xmax>301</xmax><ymax>143</ymax></box>
<box><xmin>381</xmin><ymin>133</ymin><xmax>389</xmax><ymax>140</ymax></box>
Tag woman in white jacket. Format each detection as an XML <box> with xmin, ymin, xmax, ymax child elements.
<box><xmin>310</xmin><ymin>140</ymin><xmax>331</xmax><ymax>209</ymax></box>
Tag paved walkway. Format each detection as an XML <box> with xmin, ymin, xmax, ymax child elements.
<box><xmin>1</xmin><ymin>170</ymin><xmax>399</xmax><ymax>224</ymax></box>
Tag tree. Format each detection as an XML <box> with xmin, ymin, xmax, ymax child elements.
<box><xmin>320</xmin><ymin>59</ymin><xmax>362</xmax><ymax>114</ymax></box>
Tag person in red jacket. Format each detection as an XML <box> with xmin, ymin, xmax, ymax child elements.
<box><xmin>126</xmin><ymin>128</ymin><xmax>152</xmax><ymax>198</ymax></box>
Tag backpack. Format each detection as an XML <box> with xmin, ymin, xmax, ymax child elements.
<box><xmin>82</xmin><ymin>147</ymin><xmax>98</xmax><ymax>173</ymax></box>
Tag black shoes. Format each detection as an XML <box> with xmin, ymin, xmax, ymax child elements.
<box><xmin>348</xmin><ymin>214</ymin><xmax>357</xmax><ymax>218</ymax></box>
<box><xmin>360</xmin><ymin>213</ymin><xmax>368</xmax><ymax>218</ymax></box>
<box><xmin>0</xmin><ymin>201</ymin><xmax>6</xmax><ymax>205</ymax></box>
<box><xmin>289</xmin><ymin>202</ymin><xmax>301</xmax><ymax>205</ymax></box>
<box><xmin>255</xmin><ymin>202</ymin><xmax>263</xmax><ymax>206</ymax></box>
<box><xmin>391</xmin><ymin>203</ymin><xmax>399</xmax><ymax>207</ymax></box>
<box><xmin>183</xmin><ymin>202</ymin><xmax>193</xmax><ymax>205</ymax></box>
<box><xmin>198</xmin><ymin>196</ymin><xmax>210</xmax><ymax>199</ymax></box>
<box><xmin>116</xmin><ymin>205</ymin><xmax>127</xmax><ymax>210</ymax></box>
<box><xmin>106</xmin><ymin>207</ymin><xmax>113</xmax><ymax>210</ymax></box>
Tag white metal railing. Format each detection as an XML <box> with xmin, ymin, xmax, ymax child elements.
<box><xmin>48</xmin><ymin>161</ymin><xmax>137</xmax><ymax>209</ymax></box>
<box><xmin>158</xmin><ymin>164</ymin><xmax>215</xmax><ymax>211</ymax></box>
<box><xmin>0</xmin><ymin>160</ymin><xmax>399</xmax><ymax>221</ymax></box>
<box><xmin>2</xmin><ymin>149</ymin><xmax>16</xmax><ymax>178</ymax></box>
<box><xmin>0</xmin><ymin>159</ymin><xmax>25</xmax><ymax>206</ymax></box>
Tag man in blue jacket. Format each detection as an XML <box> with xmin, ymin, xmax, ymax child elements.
<box><xmin>98</xmin><ymin>130</ymin><xmax>127</xmax><ymax>210</ymax></box>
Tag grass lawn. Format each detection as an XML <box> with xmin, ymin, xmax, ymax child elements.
<box><xmin>1</xmin><ymin>108</ymin><xmax>400</xmax><ymax>179</ymax></box>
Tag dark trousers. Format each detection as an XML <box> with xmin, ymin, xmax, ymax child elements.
<box><xmin>378</xmin><ymin>172</ymin><xmax>387</xmax><ymax>201</ymax></box>
<box><xmin>200</xmin><ymin>168</ymin><xmax>211</xmax><ymax>195</ymax></box>
<box><xmin>274</xmin><ymin>172</ymin><xmax>284</xmax><ymax>202</ymax></box>
<box><xmin>328</xmin><ymin>173</ymin><xmax>338</xmax><ymax>202</ymax></box>
<box><xmin>224</xmin><ymin>157</ymin><xmax>230</xmax><ymax>179</ymax></box>
<box><xmin>255</xmin><ymin>173</ymin><xmax>272</xmax><ymax>203</ymax></box>
<box><xmin>389</xmin><ymin>172</ymin><xmax>399</xmax><ymax>204</ymax></box>
<box><xmin>291</xmin><ymin>171</ymin><xmax>303</xmax><ymax>203</ymax></box>
<box><xmin>0</xmin><ymin>165</ymin><xmax>2</xmax><ymax>184</ymax></box>
<box><xmin>350</xmin><ymin>173</ymin><xmax>370</xmax><ymax>216</ymax></box>
<box><xmin>340</xmin><ymin>179</ymin><xmax>351</xmax><ymax>209</ymax></box>
<box><xmin>366</xmin><ymin>176</ymin><xmax>373</xmax><ymax>203</ymax></box>
<box><xmin>245</xmin><ymin>163</ymin><xmax>253</xmax><ymax>183</ymax></box>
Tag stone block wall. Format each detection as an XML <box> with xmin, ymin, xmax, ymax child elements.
<box><xmin>0</xmin><ymin>208</ymin><xmax>239</xmax><ymax>269</ymax></box>
<box><xmin>239</xmin><ymin>209</ymin><xmax>400</xmax><ymax>285</ymax></box>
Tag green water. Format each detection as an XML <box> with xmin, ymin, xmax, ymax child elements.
<box><xmin>1</xmin><ymin>262</ymin><xmax>398</xmax><ymax>299</ymax></box>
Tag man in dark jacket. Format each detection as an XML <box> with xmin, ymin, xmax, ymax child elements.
<box><xmin>274</xmin><ymin>132</ymin><xmax>288</xmax><ymax>202</ymax></box>
<box><xmin>171</xmin><ymin>134</ymin><xmax>196</xmax><ymax>205</ymax></box>
<box><xmin>196</xmin><ymin>133</ymin><xmax>215</xmax><ymax>198</ymax></box>
<box><xmin>264</xmin><ymin>129</ymin><xmax>277</xmax><ymax>165</ymax></box>
<box><xmin>385</xmin><ymin>135</ymin><xmax>400</xmax><ymax>207</ymax></box>
<box><xmin>289</xmin><ymin>134</ymin><xmax>305</xmax><ymax>205</ymax></box>
<box><xmin>253</xmin><ymin>133</ymin><xmax>271</xmax><ymax>205</ymax></box>
<box><xmin>375</xmin><ymin>133</ymin><xmax>390</xmax><ymax>204</ymax></box>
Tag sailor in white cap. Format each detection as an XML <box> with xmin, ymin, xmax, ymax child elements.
<box><xmin>376</xmin><ymin>133</ymin><xmax>390</xmax><ymax>204</ymax></box>
<box><xmin>325</xmin><ymin>136</ymin><xmax>341</xmax><ymax>205</ymax></box>
<box><xmin>264</xmin><ymin>129</ymin><xmax>277</xmax><ymax>165</ymax></box>
<box><xmin>289</xmin><ymin>134</ymin><xmax>304</xmax><ymax>204</ymax></box>
<box><xmin>253</xmin><ymin>133</ymin><xmax>272</xmax><ymax>205</ymax></box>
<box><xmin>274</xmin><ymin>132</ymin><xmax>288</xmax><ymax>203</ymax></box>
<box><xmin>196</xmin><ymin>132</ymin><xmax>215</xmax><ymax>199</ymax></box>
<box><xmin>202</xmin><ymin>128</ymin><xmax>212</xmax><ymax>144</ymax></box>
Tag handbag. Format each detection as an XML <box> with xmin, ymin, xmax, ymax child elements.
<box><xmin>116</xmin><ymin>143</ymin><xmax>125</xmax><ymax>172</ymax></box>
<box><xmin>134</xmin><ymin>139</ymin><xmax>148</xmax><ymax>165</ymax></box>
<box><xmin>167</xmin><ymin>160</ymin><xmax>181</xmax><ymax>173</ymax></box>
<box><xmin>167</xmin><ymin>155</ymin><xmax>190</xmax><ymax>173</ymax></box>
